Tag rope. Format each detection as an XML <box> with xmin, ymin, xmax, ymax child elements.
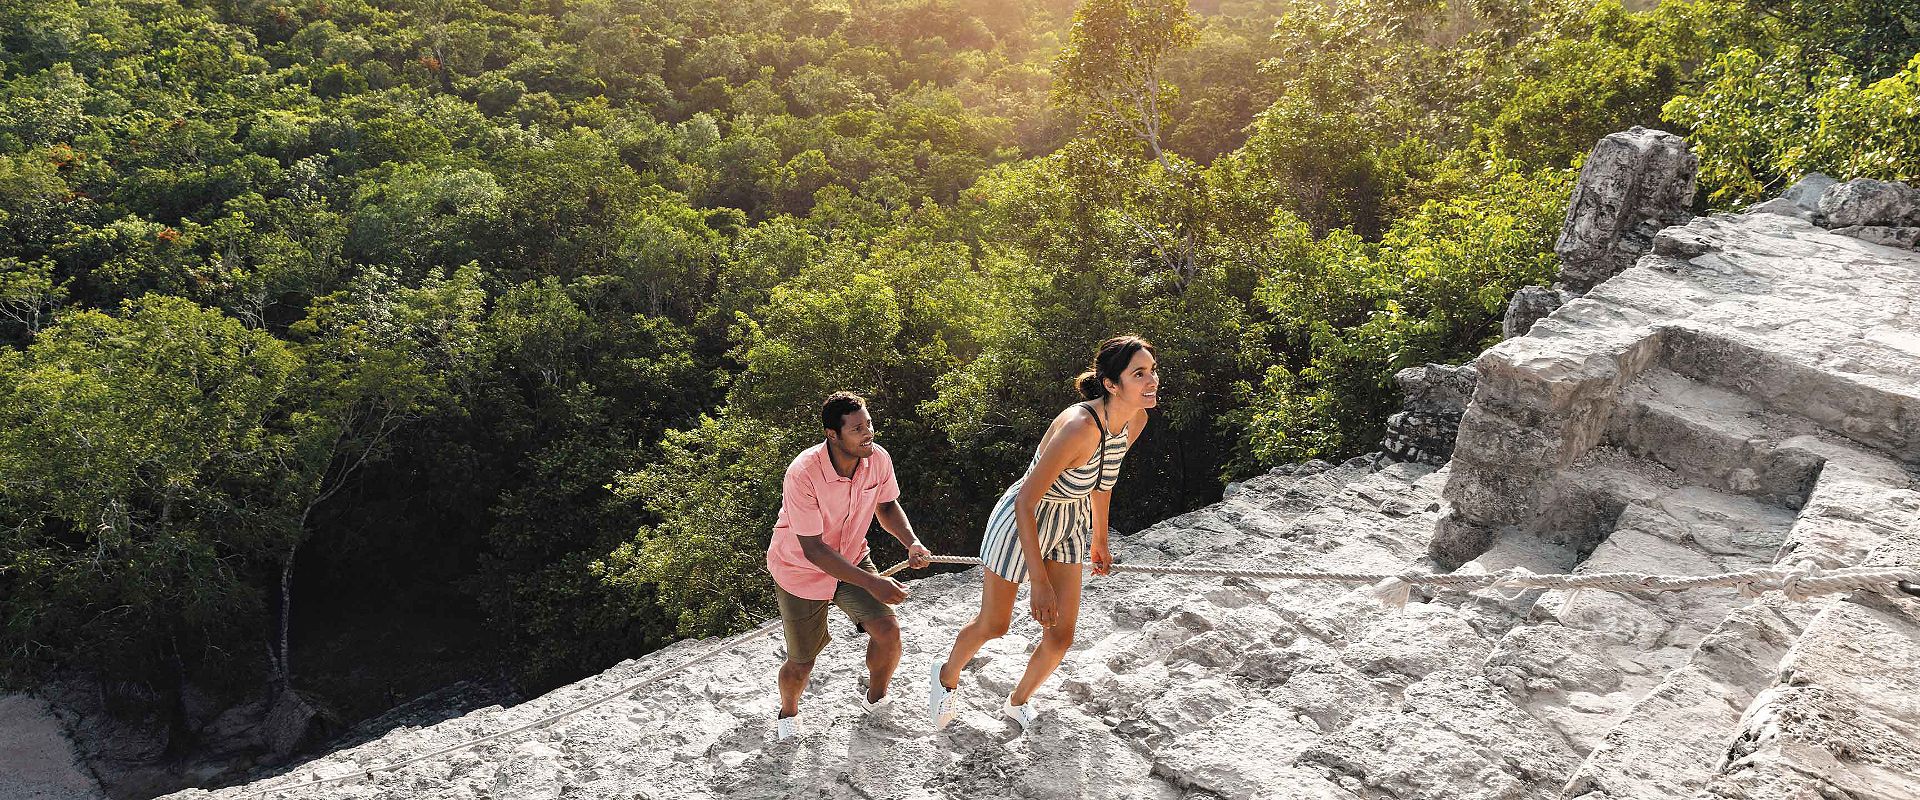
<box><xmin>238</xmin><ymin>554</ymin><xmax>1920</xmax><ymax>797</ymax></box>
<box><xmin>922</xmin><ymin>555</ymin><xmax>1920</xmax><ymax>607</ymax></box>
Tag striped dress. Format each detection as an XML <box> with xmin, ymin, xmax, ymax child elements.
<box><xmin>979</xmin><ymin>404</ymin><xmax>1132</xmax><ymax>583</ymax></box>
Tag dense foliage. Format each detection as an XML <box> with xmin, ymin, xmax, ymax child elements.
<box><xmin>1</xmin><ymin>0</ymin><xmax>1912</xmax><ymax>735</ymax></box>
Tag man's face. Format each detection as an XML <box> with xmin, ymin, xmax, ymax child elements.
<box><xmin>829</xmin><ymin>406</ymin><xmax>876</xmax><ymax>458</ymax></box>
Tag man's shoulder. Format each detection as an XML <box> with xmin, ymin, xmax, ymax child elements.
<box><xmin>869</xmin><ymin>442</ymin><xmax>894</xmax><ymax>466</ymax></box>
<box><xmin>784</xmin><ymin>442</ymin><xmax>826</xmax><ymax>481</ymax></box>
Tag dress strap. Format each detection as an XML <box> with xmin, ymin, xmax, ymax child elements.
<box><xmin>1077</xmin><ymin>401</ymin><xmax>1108</xmax><ymax>485</ymax></box>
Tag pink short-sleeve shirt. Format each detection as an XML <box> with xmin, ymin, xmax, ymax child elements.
<box><xmin>765</xmin><ymin>442</ymin><xmax>902</xmax><ymax>600</ymax></box>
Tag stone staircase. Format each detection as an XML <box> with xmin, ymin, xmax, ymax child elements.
<box><xmin>1432</xmin><ymin>208</ymin><xmax>1920</xmax><ymax>800</ymax></box>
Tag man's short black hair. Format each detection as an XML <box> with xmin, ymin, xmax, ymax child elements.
<box><xmin>822</xmin><ymin>391</ymin><xmax>868</xmax><ymax>431</ymax></box>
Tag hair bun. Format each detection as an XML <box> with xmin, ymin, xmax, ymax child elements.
<box><xmin>1075</xmin><ymin>370</ymin><xmax>1105</xmax><ymax>400</ymax></box>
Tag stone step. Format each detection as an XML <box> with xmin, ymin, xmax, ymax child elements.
<box><xmin>1608</xmin><ymin>368</ymin><xmax>1823</xmax><ymax>507</ymax></box>
<box><xmin>1691</xmin><ymin>529</ymin><xmax>1920</xmax><ymax>800</ymax></box>
<box><xmin>1436</xmin><ymin>531</ymin><xmax>1580</xmax><ymax>641</ymax></box>
<box><xmin>1660</xmin><ymin>325</ymin><xmax>1920</xmax><ymax>463</ymax></box>
<box><xmin>1558</xmin><ymin>596</ymin><xmax>1817</xmax><ymax>799</ymax></box>
<box><xmin>1135</xmin><ymin>459</ymin><xmax>1378</xmax><ymax>559</ymax></box>
<box><xmin>1065</xmin><ymin>462</ymin><xmax>1607</xmax><ymax>799</ymax></box>
<box><xmin>1484</xmin><ymin>464</ymin><xmax>1797</xmax><ymax>757</ymax></box>
<box><xmin>1553</xmin><ymin>436</ymin><xmax>1916</xmax><ymax>798</ymax></box>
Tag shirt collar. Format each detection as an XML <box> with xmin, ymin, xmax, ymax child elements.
<box><xmin>813</xmin><ymin>440</ymin><xmax>863</xmax><ymax>484</ymax></box>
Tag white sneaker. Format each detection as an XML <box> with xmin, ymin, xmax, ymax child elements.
<box><xmin>928</xmin><ymin>661</ymin><xmax>959</xmax><ymax>730</ymax></box>
<box><xmin>859</xmin><ymin>689</ymin><xmax>888</xmax><ymax>715</ymax></box>
<box><xmin>775</xmin><ymin>714</ymin><xmax>800</xmax><ymax>741</ymax></box>
<box><xmin>1001</xmin><ymin>698</ymin><xmax>1035</xmax><ymax>732</ymax></box>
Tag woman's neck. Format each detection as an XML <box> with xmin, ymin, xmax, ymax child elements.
<box><xmin>1093</xmin><ymin>395</ymin><xmax>1135</xmax><ymax>430</ymax></box>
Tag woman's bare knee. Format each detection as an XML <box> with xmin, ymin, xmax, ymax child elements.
<box><xmin>984</xmin><ymin>617</ymin><xmax>1012</xmax><ymax>639</ymax></box>
<box><xmin>968</xmin><ymin>613</ymin><xmax>1011</xmax><ymax>641</ymax></box>
<box><xmin>1042</xmin><ymin>625</ymin><xmax>1075</xmax><ymax>650</ymax></box>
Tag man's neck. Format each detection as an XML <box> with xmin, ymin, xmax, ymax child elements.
<box><xmin>825</xmin><ymin>441</ymin><xmax>861</xmax><ymax>478</ymax></box>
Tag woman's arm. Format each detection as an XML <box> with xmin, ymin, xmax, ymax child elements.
<box><xmin>1014</xmin><ymin>409</ymin><xmax>1100</xmax><ymax>626</ymax></box>
<box><xmin>1089</xmin><ymin>489</ymin><xmax>1113</xmax><ymax>576</ymax></box>
<box><xmin>1090</xmin><ymin>408</ymin><xmax>1145</xmax><ymax>576</ymax></box>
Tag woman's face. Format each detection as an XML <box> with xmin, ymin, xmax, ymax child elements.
<box><xmin>1106</xmin><ymin>349</ymin><xmax>1160</xmax><ymax>410</ymax></box>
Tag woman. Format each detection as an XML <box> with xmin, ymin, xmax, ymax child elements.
<box><xmin>928</xmin><ymin>335</ymin><xmax>1159</xmax><ymax>732</ymax></box>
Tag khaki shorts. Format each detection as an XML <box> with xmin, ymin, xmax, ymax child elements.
<box><xmin>775</xmin><ymin>556</ymin><xmax>895</xmax><ymax>664</ymax></box>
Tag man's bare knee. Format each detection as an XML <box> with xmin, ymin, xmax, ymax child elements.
<box><xmin>863</xmin><ymin>616</ymin><xmax>900</xmax><ymax>641</ymax></box>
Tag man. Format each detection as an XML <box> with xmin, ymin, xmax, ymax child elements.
<box><xmin>765</xmin><ymin>391</ymin><xmax>931</xmax><ymax>741</ymax></box>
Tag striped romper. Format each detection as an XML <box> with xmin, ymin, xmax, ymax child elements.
<box><xmin>980</xmin><ymin>403</ymin><xmax>1131</xmax><ymax>584</ymax></box>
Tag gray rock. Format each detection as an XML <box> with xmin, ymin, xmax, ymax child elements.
<box><xmin>1831</xmin><ymin>225</ymin><xmax>1920</xmax><ymax>250</ymax></box>
<box><xmin>492</xmin><ymin>742</ymin><xmax>563</xmax><ymax>800</ymax></box>
<box><xmin>1780</xmin><ymin>172</ymin><xmax>1836</xmax><ymax>211</ymax></box>
<box><xmin>1555</xmin><ymin>127</ymin><xmax>1698</xmax><ymax>293</ymax></box>
<box><xmin>1381</xmin><ymin>363</ymin><xmax>1479</xmax><ymax>465</ymax></box>
<box><xmin>1503</xmin><ymin>285</ymin><xmax>1564</xmax><ymax>340</ymax></box>
<box><xmin>1744</xmin><ymin>197</ymin><xmax>1811</xmax><ymax>220</ymax></box>
<box><xmin>1651</xmin><ymin>226</ymin><xmax>1714</xmax><ymax>257</ymax></box>
<box><xmin>263</xmin><ymin>689</ymin><xmax>326</xmax><ymax>758</ymax></box>
<box><xmin>1817</xmin><ymin>178</ymin><xmax>1918</xmax><ymax>228</ymax></box>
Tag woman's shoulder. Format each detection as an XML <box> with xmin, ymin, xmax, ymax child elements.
<box><xmin>1047</xmin><ymin>403</ymin><xmax>1101</xmax><ymax>439</ymax></box>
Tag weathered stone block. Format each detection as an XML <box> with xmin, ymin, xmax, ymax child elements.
<box><xmin>1503</xmin><ymin>285</ymin><xmax>1565</xmax><ymax>340</ymax></box>
<box><xmin>1555</xmin><ymin>127</ymin><xmax>1698</xmax><ymax>293</ymax></box>
<box><xmin>1781</xmin><ymin>172</ymin><xmax>1836</xmax><ymax>211</ymax></box>
<box><xmin>1817</xmin><ymin>177</ymin><xmax>1919</xmax><ymax>228</ymax></box>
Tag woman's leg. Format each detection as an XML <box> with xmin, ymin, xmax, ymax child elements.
<box><xmin>937</xmin><ymin>570</ymin><xmax>1019</xmax><ymax>688</ymax></box>
<box><xmin>1009</xmin><ymin>559</ymin><xmax>1084</xmax><ymax>706</ymax></box>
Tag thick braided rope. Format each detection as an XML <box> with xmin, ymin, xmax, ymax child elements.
<box><xmin>242</xmin><ymin>562</ymin><xmax>916</xmax><ymax>797</ymax></box>
<box><xmin>926</xmin><ymin>555</ymin><xmax>1920</xmax><ymax>603</ymax></box>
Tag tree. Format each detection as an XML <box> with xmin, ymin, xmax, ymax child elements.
<box><xmin>0</xmin><ymin>295</ymin><xmax>296</xmax><ymax>689</ymax></box>
<box><xmin>268</xmin><ymin>263</ymin><xmax>486</xmax><ymax>687</ymax></box>
<box><xmin>1053</xmin><ymin>0</ymin><xmax>1198</xmax><ymax>170</ymax></box>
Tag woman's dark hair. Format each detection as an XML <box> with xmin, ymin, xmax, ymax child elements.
<box><xmin>1075</xmin><ymin>335</ymin><xmax>1156</xmax><ymax>400</ymax></box>
<box><xmin>821</xmin><ymin>391</ymin><xmax>868</xmax><ymax>431</ymax></box>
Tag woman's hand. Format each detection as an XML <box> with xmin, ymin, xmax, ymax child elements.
<box><xmin>1090</xmin><ymin>542</ymin><xmax>1113</xmax><ymax>576</ymax></box>
<box><xmin>1029</xmin><ymin>581</ymin><xmax>1058</xmax><ymax>627</ymax></box>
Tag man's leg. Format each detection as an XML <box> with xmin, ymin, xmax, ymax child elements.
<box><xmin>778</xmin><ymin>658</ymin><xmax>814</xmax><ymax>718</ymax></box>
<box><xmin>836</xmin><ymin>562</ymin><xmax>901</xmax><ymax>704</ymax></box>
<box><xmin>860</xmin><ymin>616</ymin><xmax>901</xmax><ymax>703</ymax></box>
<box><xmin>775</xmin><ymin>585</ymin><xmax>832</xmax><ymax>719</ymax></box>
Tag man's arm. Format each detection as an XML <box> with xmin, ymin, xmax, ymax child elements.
<box><xmin>875</xmin><ymin>500</ymin><xmax>931</xmax><ymax>568</ymax></box>
<box><xmin>799</xmin><ymin>534</ymin><xmax>908</xmax><ymax>603</ymax></box>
